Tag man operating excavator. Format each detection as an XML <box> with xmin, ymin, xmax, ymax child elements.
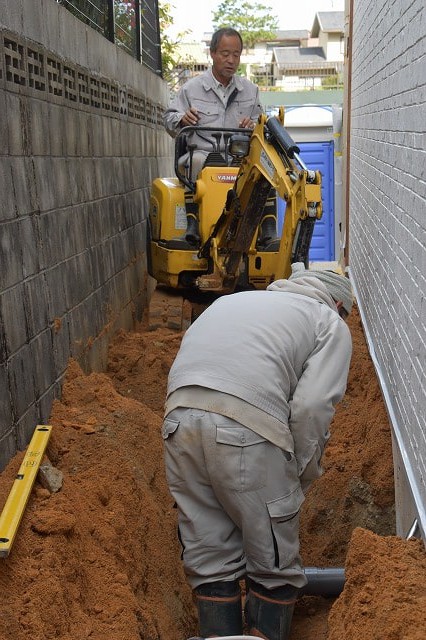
<box><xmin>161</xmin><ymin>263</ymin><xmax>353</xmax><ymax>640</ymax></box>
<box><xmin>163</xmin><ymin>27</ymin><xmax>280</xmax><ymax>251</ymax></box>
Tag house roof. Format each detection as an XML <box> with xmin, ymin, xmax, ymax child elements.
<box><xmin>175</xmin><ymin>42</ymin><xmax>210</xmax><ymax>64</ymax></box>
<box><xmin>311</xmin><ymin>11</ymin><xmax>345</xmax><ymax>36</ymax></box>
<box><xmin>274</xmin><ymin>30</ymin><xmax>310</xmax><ymax>41</ymax></box>
<box><xmin>273</xmin><ymin>46</ymin><xmax>326</xmax><ymax>65</ymax></box>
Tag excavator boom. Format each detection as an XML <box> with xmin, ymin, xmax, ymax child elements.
<box><xmin>195</xmin><ymin>111</ymin><xmax>322</xmax><ymax>292</ymax></box>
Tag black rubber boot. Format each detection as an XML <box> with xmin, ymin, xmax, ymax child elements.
<box><xmin>167</xmin><ymin>200</ymin><xmax>200</xmax><ymax>249</ymax></box>
<box><xmin>245</xmin><ymin>579</ymin><xmax>298</xmax><ymax>640</ymax></box>
<box><xmin>194</xmin><ymin>579</ymin><xmax>242</xmax><ymax>637</ymax></box>
<box><xmin>184</xmin><ymin>211</ymin><xmax>201</xmax><ymax>246</ymax></box>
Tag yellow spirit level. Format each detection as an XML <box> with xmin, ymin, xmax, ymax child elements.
<box><xmin>0</xmin><ymin>425</ymin><xmax>52</xmax><ymax>558</ymax></box>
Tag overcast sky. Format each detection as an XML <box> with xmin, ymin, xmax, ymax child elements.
<box><xmin>164</xmin><ymin>0</ymin><xmax>345</xmax><ymax>41</ymax></box>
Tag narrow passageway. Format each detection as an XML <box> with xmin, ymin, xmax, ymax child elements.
<box><xmin>0</xmin><ymin>306</ymin><xmax>424</xmax><ymax>639</ymax></box>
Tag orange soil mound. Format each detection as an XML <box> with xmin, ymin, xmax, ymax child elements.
<box><xmin>0</xmin><ymin>305</ymin><xmax>424</xmax><ymax>640</ymax></box>
<box><xmin>328</xmin><ymin>528</ymin><xmax>426</xmax><ymax>640</ymax></box>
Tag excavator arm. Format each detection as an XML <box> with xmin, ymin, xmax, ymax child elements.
<box><xmin>195</xmin><ymin>109</ymin><xmax>322</xmax><ymax>293</ymax></box>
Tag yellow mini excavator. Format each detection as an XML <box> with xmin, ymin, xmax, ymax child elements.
<box><xmin>147</xmin><ymin>108</ymin><xmax>322</xmax><ymax>327</ymax></box>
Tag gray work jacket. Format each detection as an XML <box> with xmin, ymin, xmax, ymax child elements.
<box><xmin>163</xmin><ymin>68</ymin><xmax>263</xmax><ymax>151</ymax></box>
<box><xmin>166</xmin><ymin>278</ymin><xmax>352</xmax><ymax>489</ymax></box>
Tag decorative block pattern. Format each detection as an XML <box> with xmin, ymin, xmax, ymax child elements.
<box><xmin>63</xmin><ymin>64</ymin><xmax>77</xmax><ymax>102</ymax></box>
<box><xmin>4</xmin><ymin>37</ymin><xmax>26</xmax><ymax>86</ymax></box>
<box><xmin>1</xmin><ymin>31</ymin><xmax>163</xmax><ymax>125</ymax></box>
<box><xmin>0</xmin><ymin>2</ymin><xmax>171</xmax><ymax>470</ymax></box>
<box><xmin>27</xmin><ymin>47</ymin><xmax>46</xmax><ymax>91</ymax></box>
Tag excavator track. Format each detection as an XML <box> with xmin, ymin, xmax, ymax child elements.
<box><xmin>146</xmin><ymin>287</ymin><xmax>218</xmax><ymax>332</ymax></box>
<box><xmin>147</xmin><ymin>288</ymin><xmax>192</xmax><ymax>332</ymax></box>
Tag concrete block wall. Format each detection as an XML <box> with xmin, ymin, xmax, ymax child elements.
<box><xmin>0</xmin><ymin>0</ymin><xmax>173</xmax><ymax>469</ymax></box>
<box><xmin>348</xmin><ymin>0</ymin><xmax>426</xmax><ymax>538</ymax></box>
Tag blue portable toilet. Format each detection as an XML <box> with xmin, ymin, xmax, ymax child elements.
<box><xmin>276</xmin><ymin>105</ymin><xmax>338</xmax><ymax>262</ymax></box>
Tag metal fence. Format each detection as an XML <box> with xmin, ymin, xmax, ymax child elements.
<box><xmin>57</xmin><ymin>0</ymin><xmax>162</xmax><ymax>75</ymax></box>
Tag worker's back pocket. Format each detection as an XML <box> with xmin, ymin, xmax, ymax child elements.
<box><xmin>162</xmin><ymin>417</ymin><xmax>180</xmax><ymax>440</ymax></box>
<box><xmin>214</xmin><ymin>424</ymin><xmax>267</xmax><ymax>491</ymax></box>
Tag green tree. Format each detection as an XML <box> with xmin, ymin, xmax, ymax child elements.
<box><xmin>159</xmin><ymin>1</ymin><xmax>191</xmax><ymax>82</ymax></box>
<box><xmin>321</xmin><ymin>73</ymin><xmax>344</xmax><ymax>89</ymax></box>
<box><xmin>212</xmin><ymin>0</ymin><xmax>278</xmax><ymax>51</ymax></box>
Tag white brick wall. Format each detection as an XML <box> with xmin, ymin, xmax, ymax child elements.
<box><xmin>349</xmin><ymin>0</ymin><xmax>426</xmax><ymax>538</ymax></box>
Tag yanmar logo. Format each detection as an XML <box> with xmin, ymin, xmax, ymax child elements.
<box><xmin>215</xmin><ymin>174</ymin><xmax>237</xmax><ymax>183</ymax></box>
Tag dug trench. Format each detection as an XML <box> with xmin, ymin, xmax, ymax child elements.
<box><xmin>0</xmin><ymin>306</ymin><xmax>425</xmax><ymax>639</ymax></box>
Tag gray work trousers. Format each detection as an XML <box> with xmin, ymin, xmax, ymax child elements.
<box><xmin>162</xmin><ymin>408</ymin><xmax>307</xmax><ymax>590</ymax></box>
<box><xmin>178</xmin><ymin>150</ymin><xmax>210</xmax><ymax>181</ymax></box>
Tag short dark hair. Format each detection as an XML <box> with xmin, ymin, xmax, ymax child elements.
<box><xmin>210</xmin><ymin>28</ymin><xmax>243</xmax><ymax>53</ymax></box>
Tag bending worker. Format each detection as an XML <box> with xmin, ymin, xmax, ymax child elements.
<box><xmin>163</xmin><ymin>27</ymin><xmax>278</xmax><ymax>249</ymax></box>
<box><xmin>161</xmin><ymin>263</ymin><xmax>353</xmax><ymax>640</ymax></box>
